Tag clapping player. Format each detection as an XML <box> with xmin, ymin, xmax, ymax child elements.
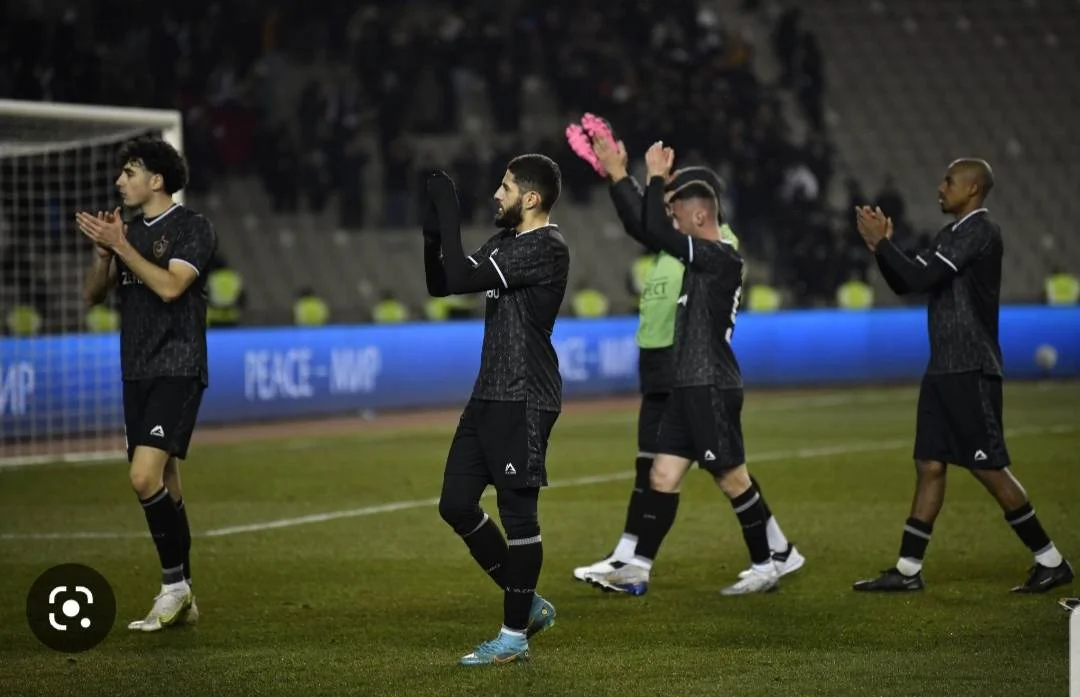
<box><xmin>424</xmin><ymin>155</ymin><xmax>569</xmax><ymax>665</ymax></box>
<box><xmin>78</xmin><ymin>137</ymin><xmax>217</xmax><ymax>630</ymax></box>
<box><xmin>587</xmin><ymin>142</ymin><xmax>794</xmax><ymax>596</ymax></box>
<box><xmin>852</xmin><ymin>159</ymin><xmax>1073</xmax><ymax>594</ymax></box>
<box><xmin>565</xmin><ymin>118</ymin><xmax>803</xmax><ymax>593</ymax></box>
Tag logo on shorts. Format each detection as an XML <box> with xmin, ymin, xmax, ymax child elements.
<box><xmin>150</xmin><ymin>425</ymin><xmax>165</xmax><ymax>437</ymax></box>
<box><xmin>504</xmin><ymin>462</ymin><xmax>517</xmax><ymax>476</ymax></box>
<box><xmin>703</xmin><ymin>450</ymin><xmax>717</xmax><ymax>462</ymax></box>
<box><xmin>26</xmin><ymin>564</ymin><xmax>116</xmax><ymax>653</ymax></box>
<box><xmin>974</xmin><ymin>449</ymin><xmax>988</xmax><ymax>462</ymax></box>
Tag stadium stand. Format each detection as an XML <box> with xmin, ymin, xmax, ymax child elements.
<box><xmin>2</xmin><ymin>0</ymin><xmax>1078</xmax><ymax>328</ymax></box>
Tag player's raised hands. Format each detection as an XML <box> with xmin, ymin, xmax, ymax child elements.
<box><xmin>854</xmin><ymin>205</ymin><xmax>893</xmax><ymax>251</ymax></box>
<box><xmin>426</xmin><ymin>169</ymin><xmax>461</xmax><ymax>232</ymax></box>
<box><xmin>592</xmin><ymin>137</ymin><xmax>629</xmax><ymax>180</ymax></box>
<box><xmin>76</xmin><ymin>207</ymin><xmax>127</xmax><ymax>252</ymax></box>
<box><xmin>426</xmin><ymin>170</ymin><xmax>460</xmax><ymax>207</ymax></box>
<box><xmin>645</xmin><ymin>141</ymin><xmax>675</xmax><ymax>180</ymax></box>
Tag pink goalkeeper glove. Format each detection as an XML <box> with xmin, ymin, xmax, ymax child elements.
<box><xmin>565</xmin><ymin>113</ymin><xmax>617</xmax><ymax>178</ymax></box>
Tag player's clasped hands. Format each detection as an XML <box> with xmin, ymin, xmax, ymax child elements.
<box><xmin>645</xmin><ymin>141</ymin><xmax>675</xmax><ymax>180</ymax></box>
<box><xmin>591</xmin><ymin>136</ymin><xmax>628</xmax><ymax>177</ymax></box>
<box><xmin>854</xmin><ymin>205</ymin><xmax>894</xmax><ymax>251</ymax></box>
<box><xmin>76</xmin><ymin>207</ymin><xmax>128</xmax><ymax>255</ymax></box>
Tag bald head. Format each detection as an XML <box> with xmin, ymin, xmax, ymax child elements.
<box><xmin>939</xmin><ymin>158</ymin><xmax>994</xmax><ymax>216</ymax></box>
<box><xmin>949</xmin><ymin>158</ymin><xmax>994</xmax><ymax>199</ymax></box>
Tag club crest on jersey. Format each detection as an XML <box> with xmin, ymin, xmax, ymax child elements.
<box><xmin>152</xmin><ymin>235</ymin><xmax>168</xmax><ymax>258</ymax></box>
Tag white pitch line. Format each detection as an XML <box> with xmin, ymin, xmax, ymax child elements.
<box><xmin>202</xmin><ymin>498</ymin><xmax>442</xmax><ymax>537</ymax></box>
<box><xmin>3</xmin><ymin>424</ymin><xmax>1071</xmax><ymax>542</ymax></box>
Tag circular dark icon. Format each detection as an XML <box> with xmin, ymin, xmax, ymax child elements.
<box><xmin>26</xmin><ymin>564</ymin><xmax>116</xmax><ymax>653</ymax></box>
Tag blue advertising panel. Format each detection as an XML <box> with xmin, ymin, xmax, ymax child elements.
<box><xmin>2</xmin><ymin>307</ymin><xmax>1077</xmax><ymax>437</ymax></box>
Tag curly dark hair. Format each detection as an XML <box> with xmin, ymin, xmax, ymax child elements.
<box><xmin>117</xmin><ymin>136</ymin><xmax>189</xmax><ymax>194</ymax></box>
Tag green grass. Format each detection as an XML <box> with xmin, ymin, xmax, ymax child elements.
<box><xmin>1</xmin><ymin>382</ymin><xmax>1078</xmax><ymax>697</ymax></box>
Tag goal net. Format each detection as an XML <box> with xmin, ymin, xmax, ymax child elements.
<box><xmin>0</xmin><ymin>99</ymin><xmax>183</xmax><ymax>466</ymax></box>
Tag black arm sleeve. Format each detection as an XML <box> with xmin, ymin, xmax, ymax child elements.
<box><xmin>876</xmin><ymin>253</ymin><xmax>911</xmax><ymax>295</ymax></box>
<box><xmin>435</xmin><ymin>197</ymin><xmax>504</xmax><ymax>294</ymax></box>
<box><xmin>876</xmin><ymin>239</ymin><xmax>952</xmax><ymax>294</ymax></box>
<box><xmin>640</xmin><ymin>176</ymin><xmax>698</xmax><ymax>263</ymax></box>
<box><xmin>424</xmin><ymin>239</ymin><xmax>449</xmax><ymax>297</ymax></box>
<box><xmin>609</xmin><ymin>176</ymin><xmax>655</xmax><ymax>250</ymax></box>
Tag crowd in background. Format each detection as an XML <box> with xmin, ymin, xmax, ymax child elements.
<box><xmin>2</xmin><ymin>0</ymin><xmax>922</xmax><ymax>322</ymax></box>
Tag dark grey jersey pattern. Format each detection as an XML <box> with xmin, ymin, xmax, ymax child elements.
<box><xmin>920</xmin><ymin>211</ymin><xmax>1004</xmax><ymax>376</ymax></box>
<box><xmin>115</xmin><ymin>204</ymin><xmax>217</xmax><ymax>384</ymax></box>
<box><xmin>468</xmin><ymin>225</ymin><xmax>570</xmax><ymax>411</ymax></box>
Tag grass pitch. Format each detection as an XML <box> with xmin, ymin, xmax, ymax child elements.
<box><xmin>1</xmin><ymin>381</ymin><xmax>1077</xmax><ymax>697</ymax></box>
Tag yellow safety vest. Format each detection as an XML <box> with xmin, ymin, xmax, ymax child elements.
<box><xmin>294</xmin><ymin>296</ymin><xmax>330</xmax><ymax>326</ymax></box>
<box><xmin>747</xmin><ymin>285</ymin><xmax>781</xmax><ymax>312</ymax></box>
<box><xmin>837</xmin><ymin>280</ymin><xmax>874</xmax><ymax>310</ymax></box>
<box><xmin>86</xmin><ymin>304</ymin><xmax>120</xmax><ymax>332</ymax></box>
<box><xmin>6</xmin><ymin>305</ymin><xmax>42</xmax><ymax>336</ymax></box>
<box><xmin>1046</xmin><ymin>273</ymin><xmax>1080</xmax><ymax>306</ymax></box>
<box><xmin>719</xmin><ymin>223</ymin><xmax>740</xmax><ymax>250</ymax></box>
<box><xmin>630</xmin><ymin>255</ymin><xmax>655</xmax><ymax>296</ymax></box>
<box><xmin>373</xmin><ymin>299</ymin><xmax>409</xmax><ymax>323</ymax></box>
<box><xmin>572</xmin><ymin>288</ymin><xmax>610</xmax><ymax>318</ymax></box>
<box><xmin>206</xmin><ymin>268</ymin><xmax>243</xmax><ymax>326</ymax></box>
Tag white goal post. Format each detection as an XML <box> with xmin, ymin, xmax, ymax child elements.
<box><xmin>0</xmin><ymin>99</ymin><xmax>184</xmax><ymax>466</ymax></box>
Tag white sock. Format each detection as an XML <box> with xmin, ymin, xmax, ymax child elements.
<box><xmin>1035</xmin><ymin>544</ymin><xmax>1064</xmax><ymax>568</ymax></box>
<box><xmin>752</xmin><ymin>561</ymin><xmax>777</xmax><ymax>577</ymax></box>
<box><xmin>629</xmin><ymin>557</ymin><xmax>653</xmax><ymax>572</ymax></box>
<box><xmin>896</xmin><ymin>557</ymin><xmax>922</xmax><ymax>577</ymax></box>
<box><xmin>766</xmin><ymin>517</ymin><xmax>789</xmax><ymax>554</ymax></box>
<box><xmin>163</xmin><ymin>580</ymin><xmax>189</xmax><ymax>594</ymax></box>
<box><xmin>500</xmin><ymin>627</ymin><xmax>526</xmax><ymax>639</ymax></box>
<box><xmin>613</xmin><ymin>534</ymin><xmax>638</xmax><ymax>561</ymax></box>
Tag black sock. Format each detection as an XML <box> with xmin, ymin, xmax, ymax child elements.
<box><xmin>731</xmin><ymin>483</ymin><xmax>771</xmax><ymax>565</ymax></box>
<box><xmin>503</xmin><ymin>537</ymin><xmax>543</xmax><ymax>632</ymax></box>
<box><xmin>633</xmin><ymin>489</ymin><xmax>679</xmax><ymax>563</ymax></box>
<box><xmin>176</xmin><ymin>498</ymin><xmax>192</xmax><ymax>584</ymax></box>
<box><xmin>1005</xmin><ymin>503</ymin><xmax>1052</xmax><ymax>555</ymax></box>
<box><xmin>140</xmin><ymin>487</ymin><xmax>185</xmax><ymax>585</ymax></box>
<box><xmin>463</xmin><ymin>514</ymin><xmax>508</xmax><ymax>588</ymax></box>
<box><xmin>750</xmin><ymin>476</ymin><xmax>773</xmax><ymax>520</ymax></box>
<box><xmin>898</xmin><ymin>517</ymin><xmax>933</xmax><ymax>566</ymax></box>
<box><xmin>621</xmin><ymin>456</ymin><xmax>654</xmax><ymax>539</ymax></box>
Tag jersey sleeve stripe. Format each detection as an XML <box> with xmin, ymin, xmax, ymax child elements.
<box><xmin>170</xmin><ymin>258</ymin><xmax>200</xmax><ymax>276</ymax></box>
<box><xmin>467</xmin><ymin>255</ymin><xmax>478</xmax><ymax>268</ymax></box>
<box><xmin>934</xmin><ymin>251</ymin><xmax>958</xmax><ymax>272</ymax></box>
<box><xmin>490</xmin><ymin>257</ymin><xmax>509</xmax><ymax>289</ymax></box>
<box><xmin>915</xmin><ymin>255</ymin><xmax>928</xmax><ymax>267</ymax></box>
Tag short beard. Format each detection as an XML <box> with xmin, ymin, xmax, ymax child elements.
<box><xmin>494</xmin><ymin>200</ymin><xmax>523</xmax><ymax>229</ymax></box>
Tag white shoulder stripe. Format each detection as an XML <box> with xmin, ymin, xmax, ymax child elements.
<box><xmin>490</xmin><ymin>257</ymin><xmax>509</xmax><ymax>289</ymax></box>
<box><xmin>934</xmin><ymin>251</ymin><xmax>958</xmax><ymax>272</ymax></box>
